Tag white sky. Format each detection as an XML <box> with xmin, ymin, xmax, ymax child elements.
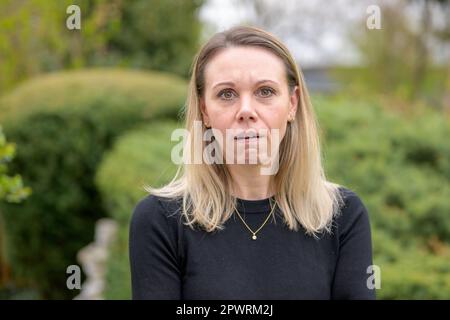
<box><xmin>199</xmin><ymin>0</ymin><xmax>448</xmax><ymax>67</ymax></box>
<box><xmin>199</xmin><ymin>0</ymin><xmax>367</xmax><ymax>67</ymax></box>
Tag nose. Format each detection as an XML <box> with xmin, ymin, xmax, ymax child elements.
<box><xmin>235</xmin><ymin>94</ymin><xmax>257</xmax><ymax>123</ymax></box>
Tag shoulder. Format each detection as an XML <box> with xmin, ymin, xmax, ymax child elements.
<box><xmin>129</xmin><ymin>194</ymin><xmax>184</xmax><ymax>270</ymax></box>
<box><xmin>338</xmin><ymin>186</ymin><xmax>367</xmax><ymax>211</ymax></box>
<box><xmin>130</xmin><ymin>194</ymin><xmax>183</xmax><ymax>230</ymax></box>
<box><xmin>333</xmin><ymin>186</ymin><xmax>371</xmax><ymax>237</ymax></box>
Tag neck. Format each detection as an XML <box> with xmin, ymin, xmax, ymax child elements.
<box><xmin>227</xmin><ymin>164</ymin><xmax>274</xmax><ymax>200</ymax></box>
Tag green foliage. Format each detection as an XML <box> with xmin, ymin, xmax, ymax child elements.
<box><xmin>314</xmin><ymin>95</ymin><xmax>450</xmax><ymax>298</ymax></box>
<box><xmin>372</xmin><ymin>229</ymin><xmax>450</xmax><ymax>299</ymax></box>
<box><xmin>335</xmin><ymin>2</ymin><xmax>449</xmax><ymax>106</ymax></box>
<box><xmin>315</xmin><ymin>96</ymin><xmax>450</xmax><ymax>244</ymax></box>
<box><xmin>96</xmin><ymin>121</ymin><xmax>180</xmax><ymax>224</ymax></box>
<box><xmin>96</xmin><ymin>121</ymin><xmax>180</xmax><ymax>299</ymax></box>
<box><xmin>0</xmin><ymin>68</ymin><xmax>186</xmax><ymax>122</ymax></box>
<box><xmin>0</xmin><ymin>126</ymin><xmax>30</xmax><ymax>297</ymax></box>
<box><xmin>0</xmin><ymin>0</ymin><xmax>204</xmax><ymax>93</ymax></box>
<box><xmin>0</xmin><ymin>126</ymin><xmax>31</xmax><ymax>203</ymax></box>
<box><xmin>106</xmin><ymin>0</ymin><xmax>205</xmax><ymax>76</ymax></box>
<box><xmin>0</xmin><ymin>69</ymin><xmax>186</xmax><ymax>299</ymax></box>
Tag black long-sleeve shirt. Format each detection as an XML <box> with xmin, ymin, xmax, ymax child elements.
<box><xmin>129</xmin><ymin>187</ymin><xmax>376</xmax><ymax>300</ymax></box>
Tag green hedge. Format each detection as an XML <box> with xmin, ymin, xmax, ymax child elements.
<box><xmin>314</xmin><ymin>96</ymin><xmax>450</xmax><ymax>298</ymax></box>
<box><xmin>0</xmin><ymin>68</ymin><xmax>186</xmax><ymax>299</ymax></box>
<box><xmin>371</xmin><ymin>228</ymin><xmax>450</xmax><ymax>299</ymax></box>
<box><xmin>96</xmin><ymin>121</ymin><xmax>180</xmax><ymax>299</ymax></box>
<box><xmin>97</xmin><ymin>95</ymin><xmax>450</xmax><ymax>299</ymax></box>
<box><xmin>315</xmin><ymin>96</ymin><xmax>450</xmax><ymax>245</ymax></box>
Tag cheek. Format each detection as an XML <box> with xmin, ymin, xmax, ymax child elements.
<box><xmin>262</xmin><ymin>112</ymin><xmax>289</xmax><ymax>146</ymax></box>
<box><xmin>280</xmin><ymin>124</ymin><xmax>290</xmax><ymax>146</ymax></box>
<box><xmin>268</xmin><ymin>122</ymin><xmax>287</xmax><ymax>148</ymax></box>
<box><xmin>210</xmin><ymin>118</ymin><xmax>231</xmax><ymax>135</ymax></box>
<box><xmin>204</xmin><ymin>102</ymin><xmax>232</xmax><ymax>127</ymax></box>
<box><xmin>262</xmin><ymin>109</ymin><xmax>288</xmax><ymax>130</ymax></box>
<box><xmin>262</xmin><ymin>98</ymin><xmax>290</xmax><ymax>126</ymax></box>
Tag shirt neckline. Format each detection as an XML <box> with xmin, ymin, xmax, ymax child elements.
<box><xmin>235</xmin><ymin>196</ymin><xmax>275</xmax><ymax>213</ymax></box>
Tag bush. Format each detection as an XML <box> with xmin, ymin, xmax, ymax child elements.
<box><xmin>0</xmin><ymin>69</ymin><xmax>186</xmax><ymax>298</ymax></box>
<box><xmin>316</xmin><ymin>96</ymin><xmax>450</xmax><ymax>244</ymax></box>
<box><xmin>315</xmin><ymin>95</ymin><xmax>450</xmax><ymax>298</ymax></box>
<box><xmin>96</xmin><ymin>120</ymin><xmax>180</xmax><ymax>299</ymax></box>
<box><xmin>371</xmin><ymin>228</ymin><xmax>450</xmax><ymax>299</ymax></box>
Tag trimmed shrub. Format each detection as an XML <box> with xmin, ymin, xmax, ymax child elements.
<box><xmin>315</xmin><ymin>96</ymin><xmax>450</xmax><ymax>298</ymax></box>
<box><xmin>96</xmin><ymin>120</ymin><xmax>180</xmax><ymax>299</ymax></box>
<box><xmin>0</xmin><ymin>69</ymin><xmax>186</xmax><ymax>298</ymax></box>
<box><xmin>315</xmin><ymin>96</ymin><xmax>450</xmax><ymax>245</ymax></box>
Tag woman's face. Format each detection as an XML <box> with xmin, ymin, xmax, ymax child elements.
<box><xmin>200</xmin><ymin>46</ymin><xmax>298</xmax><ymax>165</ymax></box>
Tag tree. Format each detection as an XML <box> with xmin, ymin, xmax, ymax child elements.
<box><xmin>105</xmin><ymin>0</ymin><xmax>205</xmax><ymax>76</ymax></box>
<box><xmin>0</xmin><ymin>0</ymin><xmax>205</xmax><ymax>93</ymax></box>
<box><xmin>347</xmin><ymin>0</ymin><xmax>449</xmax><ymax>106</ymax></box>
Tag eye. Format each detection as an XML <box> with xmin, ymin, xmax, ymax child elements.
<box><xmin>257</xmin><ymin>87</ymin><xmax>275</xmax><ymax>98</ymax></box>
<box><xmin>217</xmin><ymin>89</ymin><xmax>236</xmax><ymax>100</ymax></box>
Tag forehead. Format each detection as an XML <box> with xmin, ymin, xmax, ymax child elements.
<box><xmin>204</xmin><ymin>46</ymin><xmax>286</xmax><ymax>86</ymax></box>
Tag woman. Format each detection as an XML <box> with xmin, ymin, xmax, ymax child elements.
<box><xmin>129</xmin><ymin>25</ymin><xmax>375</xmax><ymax>300</ymax></box>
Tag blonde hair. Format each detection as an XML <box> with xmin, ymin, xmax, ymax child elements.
<box><xmin>145</xmin><ymin>25</ymin><xmax>343</xmax><ymax>237</ymax></box>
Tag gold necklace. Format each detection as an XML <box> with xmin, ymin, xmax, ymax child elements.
<box><xmin>234</xmin><ymin>198</ymin><xmax>276</xmax><ymax>240</ymax></box>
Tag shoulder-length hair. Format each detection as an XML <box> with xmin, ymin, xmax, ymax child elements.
<box><xmin>145</xmin><ymin>25</ymin><xmax>343</xmax><ymax>237</ymax></box>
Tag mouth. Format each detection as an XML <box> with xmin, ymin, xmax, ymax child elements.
<box><xmin>233</xmin><ymin>134</ymin><xmax>262</xmax><ymax>141</ymax></box>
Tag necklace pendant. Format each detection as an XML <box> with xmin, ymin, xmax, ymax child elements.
<box><xmin>252</xmin><ymin>234</ymin><xmax>257</xmax><ymax>240</ymax></box>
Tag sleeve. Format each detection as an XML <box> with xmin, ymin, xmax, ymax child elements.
<box><xmin>331</xmin><ymin>189</ymin><xmax>377</xmax><ymax>300</ymax></box>
<box><xmin>129</xmin><ymin>195</ymin><xmax>182</xmax><ymax>300</ymax></box>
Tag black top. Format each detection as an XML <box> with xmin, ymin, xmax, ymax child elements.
<box><xmin>129</xmin><ymin>187</ymin><xmax>376</xmax><ymax>300</ymax></box>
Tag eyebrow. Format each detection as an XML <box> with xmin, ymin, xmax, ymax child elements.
<box><xmin>212</xmin><ymin>79</ymin><xmax>280</xmax><ymax>89</ymax></box>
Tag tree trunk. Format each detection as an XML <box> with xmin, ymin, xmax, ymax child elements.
<box><xmin>0</xmin><ymin>212</ymin><xmax>11</xmax><ymax>286</ymax></box>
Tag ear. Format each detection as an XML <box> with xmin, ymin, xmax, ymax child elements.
<box><xmin>200</xmin><ymin>98</ymin><xmax>210</xmax><ymax>126</ymax></box>
<box><xmin>288</xmin><ymin>86</ymin><xmax>299</xmax><ymax>117</ymax></box>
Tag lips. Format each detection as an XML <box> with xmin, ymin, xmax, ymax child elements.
<box><xmin>234</xmin><ymin>134</ymin><xmax>261</xmax><ymax>140</ymax></box>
